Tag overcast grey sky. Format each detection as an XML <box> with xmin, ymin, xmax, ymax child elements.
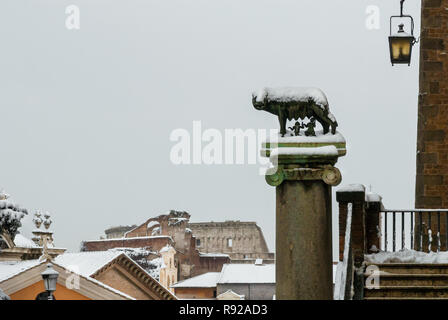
<box><xmin>0</xmin><ymin>0</ymin><xmax>421</xmax><ymax>258</ymax></box>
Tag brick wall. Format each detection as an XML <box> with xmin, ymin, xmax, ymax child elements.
<box><xmin>416</xmin><ymin>0</ymin><xmax>448</xmax><ymax>209</ymax></box>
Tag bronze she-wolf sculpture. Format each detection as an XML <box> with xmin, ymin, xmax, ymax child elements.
<box><xmin>252</xmin><ymin>87</ymin><xmax>338</xmax><ymax>137</ymax></box>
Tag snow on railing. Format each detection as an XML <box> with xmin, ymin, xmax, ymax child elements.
<box><xmin>380</xmin><ymin>209</ymin><xmax>448</xmax><ymax>253</ymax></box>
<box><xmin>334</xmin><ymin>203</ymin><xmax>353</xmax><ymax>300</ymax></box>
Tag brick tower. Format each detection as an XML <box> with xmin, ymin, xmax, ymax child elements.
<box><xmin>415</xmin><ymin>0</ymin><xmax>448</xmax><ymax>251</ymax></box>
<box><xmin>415</xmin><ymin>0</ymin><xmax>447</xmax><ymax>209</ymax></box>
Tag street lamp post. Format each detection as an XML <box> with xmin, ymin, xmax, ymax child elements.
<box><xmin>389</xmin><ymin>0</ymin><xmax>417</xmax><ymax>66</ymax></box>
<box><xmin>41</xmin><ymin>263</ymin><xmax>59</xmax><ymax>300</ymax></box>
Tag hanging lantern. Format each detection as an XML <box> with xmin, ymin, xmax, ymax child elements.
<box><xmin>389</xmin><ymin>0</ymin><xmax>417</xmax><ymax>66</ymax></box>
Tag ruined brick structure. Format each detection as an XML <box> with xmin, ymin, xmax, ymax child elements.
<box><xmin>82</xmin><ymin>210</ymin><xmax>230</xmax><ymax>281</ymax></box>
<box><xmin>415</xmin><ymin>0</ymin><xmax>448</xmax><ymax>209</ymax></box>
<box><xmin>82</xmin><ymin>236</ymin><xmax>173</xmax><ymax>253</ymax></box>
<box><xmin>187</xmin><ymin>221</ymin><xmax>274</xmax><ymax>261</ymax></box>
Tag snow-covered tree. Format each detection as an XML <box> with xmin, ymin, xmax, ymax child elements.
<box><xmin>0</xmin><ymin>191</ymin><xmax>28</xmax><ymax>241</ymax></box>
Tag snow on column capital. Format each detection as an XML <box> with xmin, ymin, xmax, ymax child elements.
<box><xmin>252</xmin><ymin>86</ymin><xmax>345</xmax><ymax>186</ymax></box>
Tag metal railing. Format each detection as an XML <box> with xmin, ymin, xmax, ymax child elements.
<box><xmin>380</xmin><ymin>209</ymin><xmax>448</xmax><ymax>252</ymax></box>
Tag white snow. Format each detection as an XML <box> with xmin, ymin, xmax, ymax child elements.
<box><xmin>0</xmin><ymin>257</ymin><xmax>136</xmax><ymax>300</ymax></box>
<box><xmin>217</xmin><ymin>264</ymin><xmax>275</xmax><ymax>284</ymax></box>
<box><xmin>332</xmin><ymin>263</ymin><xmax>338</xmax><ymax>284</ymax></box>
<box><xmin>253</xmin><ymin>87</ymin><xmax>328</xmax><ymax>107</ymax></box>
<box><xmin>365</xmin><ymin>249</ymin><xmax>448</xmax><ymax>264</ymax></box>
<box><xmin>151</xmin><ymin>227</ymin><xmax>161</xmax><ymax>236</ymax></box>
<box><xmin>0</xmin><ymin>260</ymin><xmax>41</xmax><ymax>282</ymax></box>
<box><xmin>199</xmin><ymin>252</ymin><xmax>230</xmax><ymax>258</ymax></box>
<box><xmin>168</xmin><ymin>217</ymin><xmax>188</xmax><ymax>226</ymax></box>
<box><xmin>264</xmin><ymin>130</ymin><xmax>345</xmax><ymax>143</ymax></box>
<box><xmin>147</xmin><ymin>257</ymin><xmax>163</xmax><ymax>279</ymax></box>
<box><xmin>83</xmin><ymin>235</ymin><xmax>173</xmax><ymax>242</ymax></box>
<box><xmin>334</xmin><ymin>203</ymin><xmax>352</xmax><ymax>300</ymax></box>
<box><xmin>337</xmin><ymin>184</ymin><xmax>365</xmax><ymax>193</ymax></box>
<box><xmin>147</xmin><ymin>221</ymin><xmax>160</xmax><ymax>229</ymax></box>
<box><xmin>270</xmin><ymin>145</ymin><xmax>338</xmax><ymax>160</ymax></box>
<box><xmin>159</xmin><ymin>245</ymin><xmax>173</xmax><ymax>253</ymax></box>
<box><xmin>13</xmin><ymin>234</ymin><xmax>37</xmax><ymax>248</ymax></box>
<box><xmin>108</xmin><ymin>246</ymin><xmax>156</xmax><ymax>257</ymax></box>
<box><xmin>217</xmin><ymin>289</ymin><xmax>245</xmax><ymax>300</ymax></box>
<box><xmin>54</xmin><ymin>251</ymin><xmax>123</xmax><ymax>277</ymax></box>
<box><xmin>171</xmin><ymin>272</ymin><xmax>221</xmax><ymax>288</ymax></box>
<box><xmin>365</xmin><ymin>192</ymin><xmax>382</xmax><ymax>203</ymax></box>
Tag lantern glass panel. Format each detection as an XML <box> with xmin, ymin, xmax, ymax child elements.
<box><xmin>389</xmin><ymin>36</ymin><xmax>414</xmax><ymax>64</ymax></box>
<box><xmin>391</xmin><ymin>37</ymin><xmax>411</xmax><ymax>59</ymax></box>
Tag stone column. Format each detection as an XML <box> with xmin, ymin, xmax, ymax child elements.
<box><xmin>263</xmin><ymin>136</ymin><xmax>346</xmax><ymax>300</ymax></box>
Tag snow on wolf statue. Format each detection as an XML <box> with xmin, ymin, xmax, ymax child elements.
<box><xmin>252</xmin><ymin>87</ymin><xmax>338</xmax><ymax>137</ymax></box>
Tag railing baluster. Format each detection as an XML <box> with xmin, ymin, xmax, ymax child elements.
<box><xmin>446</xmin><ymin>212</ymin><xmax>448</xmax><ymax>251</ymax></box>
<box><xmin>438</xmin><ymin>212</ymin><xmax>441</xmax><ymax>252</ymax></box>
<box><xmin>384</xmin><ymin>212</ymin><xmax>388</xmax><ymax>251</ymax></box>
<box><xmin>402</xmin><ymin>211</ymin><xmax>405</xmax><ymax>250</ymax></box>
<box><xmin>410</xmin><ymin>211</ymin><xmax>414</xmax><ymax>250</ymax></box>
<box><xmin>393</xmin><ymin>212</ymin><xmax>396</xmax><ymax>252</ymax></box>
<box><xmin>378</xmin><ymin>210</ymin><xmax>448</xmax><ymax>252</ymax></box>
<box><xmin>428</xmin><ymin>213</ymin><xmax>432</xmax><ymax>253</ymax></box>
<box><xmin>419</xmin><ymin>212</ymin><xmax>423</xmax><ymax>252</ymax></box>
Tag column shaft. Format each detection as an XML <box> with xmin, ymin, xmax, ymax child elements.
<box><xmin>275</xmin><ymin>180</ymin><xmax>333</xmax><ymax>300</ymax></box>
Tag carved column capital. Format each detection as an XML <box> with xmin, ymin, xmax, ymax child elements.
<box><xmin>265</xmin><ymin>164</ymin><xmax>341</xmax><ymax>187</ymax></box>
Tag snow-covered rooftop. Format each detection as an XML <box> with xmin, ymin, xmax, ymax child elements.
<box><xmin>0</xmin><ymin>260</ymin><xmax>41</xmax><ymax>282</ymax></box>
<box><xmin>54</xmin><ymin>251</ymin><xmax>123</xmax><ymax>277</ymax></box>
<box><xmin>253</xmin><ymin>87</ymin><xmax>328</xmax><ymax>107</ymax></box>
<box><xmin>13</xmin><ymin>234</ymin><xmax>38</xmax><ymax>248</ymax></box>
<box><xmin>218</xmin><ymin>264</ymin><xmax>275</xmax><ymax>284</ymax></box>
<box><xmin>0</xmin><ymin>255</ymin><xmax>136</xmax><ymax>300</ymax></box>
<box><xmin>171</xmin><ymin>272</ymin><xmax>221</xmax><ymax>288</ymax></box>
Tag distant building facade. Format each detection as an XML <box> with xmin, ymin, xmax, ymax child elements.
<box><xmin>81</xmin><ymin>210</ymin><xmax>230</xmax><ymax>281</ymax></box>
<box><xmin>188</xmin><ymin>221</ymin><xmax>274</xmax><ymax>261</ymax></box>
<box><xmin>82</xmin><ymin>212</ymin><xmax>274</xmax><ymax>282</ymax></box>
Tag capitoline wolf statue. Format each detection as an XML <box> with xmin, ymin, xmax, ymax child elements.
<box><xmin>252</xmin><ymin>87</ymin><xmax>338</xmax><ymax>137</ymax></box>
